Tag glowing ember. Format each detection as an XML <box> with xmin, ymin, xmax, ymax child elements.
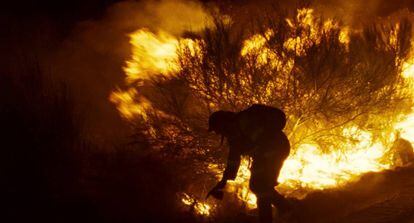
<box><xmin>181</xmin><ymin>193</ymin><xmax>213</xmax><ymax>216</ymax></box>
<box><xmin>402</xmin><ymin>61</ymin><xmax>414</xmax><ymax>79</ymax></box>
<box><xmin>227</xmin><ymin>157</ymin><xmax>257</xmax><ymax>208</ymax></box>
<box><xmin>339</xmin><ymin>27</ymin><xmax>350</xmax><ymax>45</ymax></box>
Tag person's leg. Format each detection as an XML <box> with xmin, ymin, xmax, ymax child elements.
<box><xmin>268</xmin><ymin>158</ymin><xmax>291</xmax><ymax>213</ymax></box>
<box><xmin>256</xmin><ymin>194</ymin><xmax>273</xmax><ymax>223</ymax></box>
<box><xmin>252</xmin><ymin>133</ymin><xmax>291</xmax><ymax>221</ymax></box>
<box><xmin>250</xmin><ymin>160</ymin><xmax>274</xmax><ymax>223</ymax></box>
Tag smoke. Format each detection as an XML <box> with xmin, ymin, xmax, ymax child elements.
<box><xmin>138</xmin><ymin>0</ymin><xmax>213</xmax><ymax>35</ymax></box>
<box><xmin>224</xmin><ymin>0</ymin><xmax>414</xmax><ymax>27</ymax></box>
<box><xmin>38</xmin><ymin>0</ymin><xmax>212</xmax><ymax>143</ymax></box>
<box><xmin>312</xmin><ymin>0</ymin><xmax>414</xmax><ymax>26</ymax></box>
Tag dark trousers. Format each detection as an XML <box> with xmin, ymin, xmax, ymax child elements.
<box><xmin>249</xmin><ymin>136</ymin><xmax>290</xmax><ymax>223</ymax></box>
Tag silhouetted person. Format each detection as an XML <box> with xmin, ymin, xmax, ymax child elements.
<box><xmin>206</xmin><ymin>104</ymin><xmax>291</xmax><ymax>223</ymax></box>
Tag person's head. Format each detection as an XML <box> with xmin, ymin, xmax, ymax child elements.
<box><xmin>208</xmin><ymin>110</ymin><xmax>236</xmax><ymax>136</ymax></box>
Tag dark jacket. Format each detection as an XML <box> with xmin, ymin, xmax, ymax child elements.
<box><xmin>221</xmin><ymin>104</ymin><xmax>290</xmax><ymax>181</ymax></box>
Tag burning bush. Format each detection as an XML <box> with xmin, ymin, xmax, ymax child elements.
<box><xmin>176</xmin><ymin>10</ymin><xmax>412</xmax><ymax>150</ymax></box>
<box><xmin>111</xmin><ymin>7</ymin><xmax>414</xmax><ymax>216</ymax></box>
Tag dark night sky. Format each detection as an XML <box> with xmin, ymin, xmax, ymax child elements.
<box><xmin>2</xmin><ymin>0</ymin><xmax>414</xmax><ymax>33</ymax></box>
<box><xmin>2</xmin><ymin>0</ymin><xmax>118</xmax><ymax>18</ymax></box>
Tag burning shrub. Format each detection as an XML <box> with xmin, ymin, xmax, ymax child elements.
<box><xmin>111</xmin><ymin>7</ymin><xmax>414</xmax><ymax>216</ymax></box>
<box><xmin>177</xmin><ymin>12</ymin><xmax>412</xmax><ymax>151</ymax></box>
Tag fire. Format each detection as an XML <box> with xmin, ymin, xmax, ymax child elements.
<box><xmin>109</xmin><ymin>88</ymin><xmax>152</xmax><ymax>120</ymax></box>
<box><xmin>284</xmin><ymin>8</ymin><xmax>316</xmax><ymax>55</ymax></box>
<box><xmin>124</xmin><ymin>29</ymin><xmax>180</xmax><ymax>82</ymax></box>
<box><xmin>396</xmin><ymin>58</ymin><xmax>414</xmax><ymax>141</ymax></box>
<box><xmin>281</xmin><ymin>126</ymin><xmax>393</xmax><ymax>188</ymax></box>
<box><xmin>227</xmin><ymin>157</ymin><xmax>257</xmax><ymax>208</ymax></box>
<box><xmin>339</xmin><ymin>27</ymin><xmax>350</xmax><ymax>45</ymax></box>
<box><xmin>110</xmin><ymin>29</ymin><xmax>197</xmax><ymax>120</ymax></box>
<box><xmin>241</xmin><ymin>30</ymin><xmax>276</xmax><ymax>65</ymax></box>
<box><xmin>402</xmin><ymin>60</ymin><xmax>414</xmax><ymax>79</ymax></box>
<box><xmin>223</xmin><ymin>128</ymin><xmax>393</xmax><ymax>207</ymax></box>
<box><xmin>181</xmin><ymin>193</ymin><xmax>213</xmax><ymax>216</ymax></box>
<box><xmin>110</xmin><ymin>7</ymin><xmax>414</xmax><ymax>217</ymax></box>
<box><xmin>109</xmin><ymin>30</ymin><xmax>179</xmax><ymax>121</ymax></box>
<box><xmin>280</xmin><ymin>142</ymin><xmax>389</xmax><ymax>190</ymax></box>
<box><xmin>283</xmin><ymin>8</ymin><xmax>350</xmax><ymax>55</ymax></box>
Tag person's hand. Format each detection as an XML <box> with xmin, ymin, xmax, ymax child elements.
<box><xmin>206</xmin><ymin>180</ymin><xmax>226</xmax><ymax>200</ymax></box>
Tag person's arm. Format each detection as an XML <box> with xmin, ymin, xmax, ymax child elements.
<box><xmin>222</xmin><ymin>147</ymin><xmax>241</xmax><ymax>181</ymax></box>
<box><xmin>207</xmin><ymin>146</ymin><xmax>241</xmax><ymax>199</ymax></box>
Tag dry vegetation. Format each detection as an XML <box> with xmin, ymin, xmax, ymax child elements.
<box><xmin>0</xmin><ymin>60</ymin><xmax>193</xmax><ymax>222</ymax></box>
<box><xmin>136</xmin><ymin>11</ymin><xmax>414</xmax><ymax>197</ymax></box>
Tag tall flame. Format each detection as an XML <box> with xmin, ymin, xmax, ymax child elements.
<box><xmin>110</xmin><ymin>30</ymin><xmax>196</xmax><ymax>121</ymax></box>
<box><xmin>124</xmin><ymin>29</ymin><xmax>180</xmax><ymax>83</ymax></box>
